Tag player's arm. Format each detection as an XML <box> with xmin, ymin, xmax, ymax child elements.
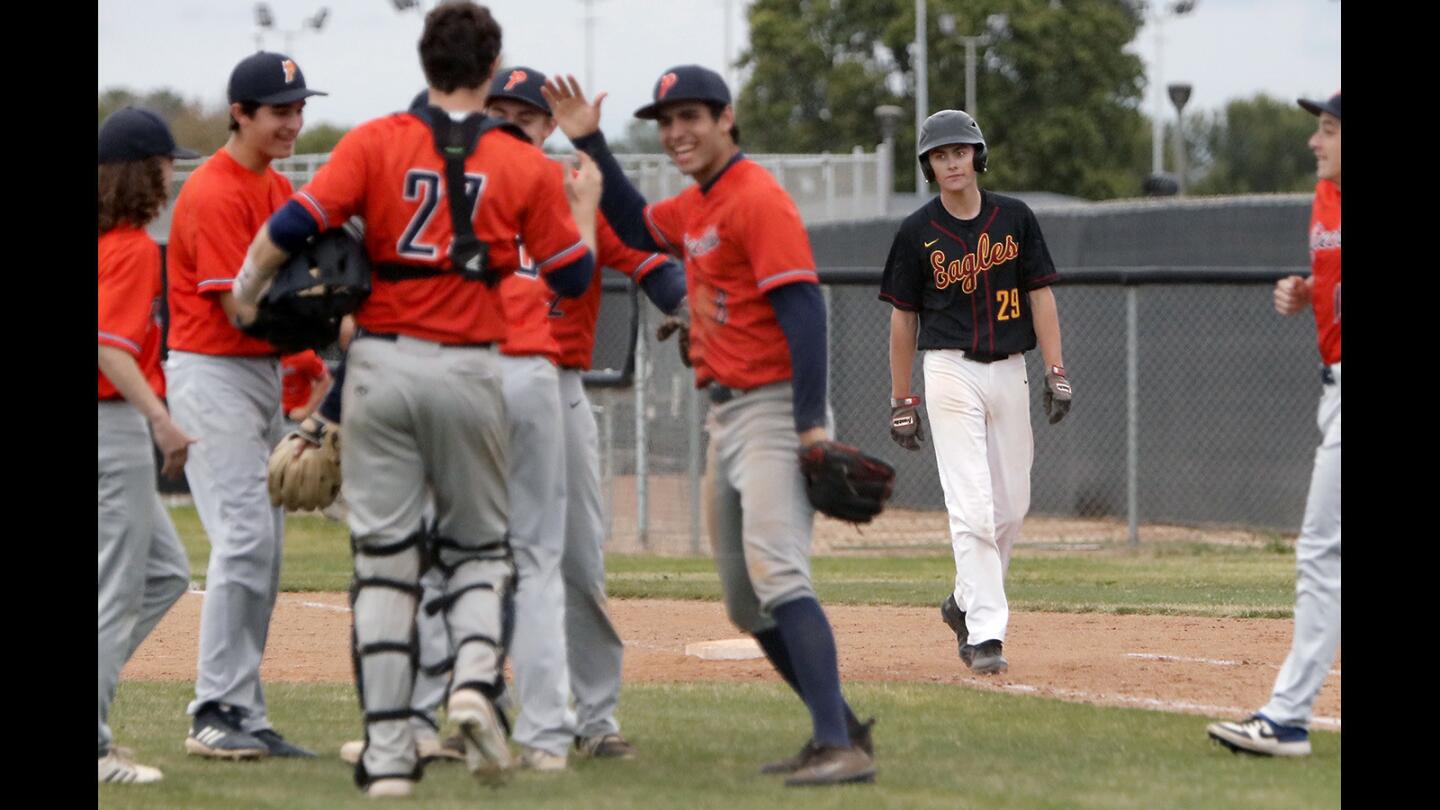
<box><xmin>565</xmin><ymin>153</ymin><xmax>601</xmax><ymax>255</ymax></box>
<box><xmin>768</xmin><ymin>283</ymin><xmax>829</xmax><ymax>445</ymax></box>
<box><xmin>889</xmin><ymin>309</ymin><xmax>920</xmax><ymax>400</ymax></box>
<box><xmin>97</xmin><ymin>347</ymin><xmax>195</xmax><ymax>478</ymax></box>
<box><xmin>1027</xmin><ymin>286</ymin><xmax>1065</xmax><ymax>371</ymax></box>
<box><xmin>228</xmin><ymin>200</ymin><xmax>323</xmax><ymax>324</ymax></box>
<box><xmin>598</xmin><ymin>212</ymin><xmax>687</xmax><ymax>315</ymax></box>
<box><xmin>1274</xmin><ymin>275</ymin><xmax>1312</xmax><ymax>315</ymax></box>
<box><xmin>292</xmin><ymin>363</ymin><xmax>332</xmax><ymax>421</ymax></box>
<box><xmin>542</xmin><ymin>75</ymin><xmax>672</xmax><ymax>255</ymax></box>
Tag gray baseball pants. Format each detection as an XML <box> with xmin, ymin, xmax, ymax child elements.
<box><xmin>166</xmin><ymin>351</ymin><xmax>285</xmax><ymax>732</ymax></box>
<box><xmin>1261</xmin><ymin>363</ymin><xmax>1341</xmax><ymax>729</ymax></box>
<box><xmin>98</xmin><ymin>401</ymin><xmax>190</xmax><ymax>756</ymax></box>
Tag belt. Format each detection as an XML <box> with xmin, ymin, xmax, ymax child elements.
<box><xmin>707</xmin><ymin>384</ymin><xmax>757</xmax><ymax>405</ymax></box>
<box><xmin>358</xmin><ymin>330</ymin><xmax>493</xmax><ymax>349</ymax></box>
<box><xmin>1321</xmin><ymin>365</ymin><xmax>1336</xmax><ymax>386</ymax></box>
<box><xmin>963</xmin><ymin>351</ymin><xmax>1013</xmax><ymax>364</ymax></box>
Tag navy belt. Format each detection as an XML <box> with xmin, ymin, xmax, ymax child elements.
<box><xmin>1321</xmin><ymin>366</ymin><xmax>1336</xmax><ymax>386</ymax></box>
<box><xmin>708</xmin><ymin>384</ymin><xmax>756</xmax><ymax>405</ymax></box>
<box><xmin>359</xmin><ymin>330</ymin><xmax>493</xmax><ymax>349</ymax></box>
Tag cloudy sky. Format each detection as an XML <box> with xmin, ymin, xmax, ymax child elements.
<box><xmin>99</xmin><ymin>0</ymin><xmax>1341</xmax><ymax>150</ymax></box>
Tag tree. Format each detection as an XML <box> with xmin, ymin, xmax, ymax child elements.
<box><xmin>608</xmin><ymin>118</ymin><xmax>664</xmax><ymax>154</ymax></box>
<box><xmin>1184</xmin><ymin>94</ymin><xmax>1319</xmax><ymax>195</ymax></box>
<box><xmin>737</xmin><ymin>0</ymin><xmax>1153</xmax><ymax>199</ymax></box>
<box><xmin>296</xmin><ymin>123</ymin><xmax>349</xmax><ymax>155</ymax></box>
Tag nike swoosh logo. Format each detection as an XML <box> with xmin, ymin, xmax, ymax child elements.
<box><xmin>569</xmin><ymin>400</ymin><xmax>583</xmax><ymax>409</ymax></box>
<box><xmin>924</xmin><ymin>239</ymin><xmax>939</xmax><ymax>248</ymax></box>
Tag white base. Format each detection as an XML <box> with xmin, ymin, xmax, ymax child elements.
<box><xmin>684</xmin><ymin>638</ymin><xmax>764</xmax><ymax>661</ymax></box>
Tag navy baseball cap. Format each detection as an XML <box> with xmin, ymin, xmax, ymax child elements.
<box><xmin>98</xmin><ymin>107</ymin><xmax>201</xmax><ymax>164</ymax></box>
<box><xmin>488</xmin><ymin>66</ymin><xmax>550</xmax><ymax>115</ymax></box>
<box><xmin>228</xmin><ymin>51</ymin><xmax>328</xmax><ymax>105</ymax></box>
<box><xmin>634</xmin><ymin>65</ymin><xmax>730</xmax><ymax>119</ymax></box>
<box><xmin>1298</xmin><ymin>92</ymin><xmax>1341</xmax><ymax>119</ymax></box>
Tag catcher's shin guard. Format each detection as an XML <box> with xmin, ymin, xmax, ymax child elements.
<box><xmin>428</xmin><ymin>534</ymin><xmax>517</xmax><ymax>702</ymax></box>
<box><xmin>349</xmin><ymin>528</ymin><xmax>428</xmax><ymax>790</ymax></box>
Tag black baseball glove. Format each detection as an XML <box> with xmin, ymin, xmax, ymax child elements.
<box><xmin>797</xmin><ymin>440</ymin><xmax>897</xmax><ymax>524</ymax></box>
<box><xmin>241</xmin><ymin>222</ymin><xmax>371</xmax><ymax>354</ymax></box>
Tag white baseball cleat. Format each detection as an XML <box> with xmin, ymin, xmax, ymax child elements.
<box><xmin>519</xmin><ymin>745</ymin><xmax>568</xmax><ymax>771</ymax></box>
<box><xmin>1207</xmin><ymin>714</ymin><xmax>1312</xmax><ymax>757</ymax></box>
<box><xmin>448</xmin><ymin>689</ymin><xmax>514</xmax><ymax>784</ymax></box>
<box><xmin>98</xmin><ymin>748</ymin><xmax>164</xmax><ymax>784</ymax></box>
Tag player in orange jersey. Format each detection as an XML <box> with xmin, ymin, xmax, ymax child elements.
<box><xmin>229</xmin><ymin>3</ymin><xmax>597</xmax><ymax>797</ymax></box>
<box><xmin>165</xmin><ymin>50</ymin><xmax>326</xmax><ymax>762</ymax></box>
<box><xmin>98</xmin><ymin>106</ymin><xmax>198</xmax><ymax>786</ymax></box>
<box><xmin>544</xmin><ymin>66</ymin><xmax>876</xmax><ymax>786</ymax></box>
<box><xmin>279</xmin><ymin>349</ymin><xmax>331</xmax><ymax>423</ymax></box>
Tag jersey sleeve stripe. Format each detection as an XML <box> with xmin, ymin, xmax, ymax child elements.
<box><xmin>1023</xmin><ymin>272</ymin><xmax>1060</xmax><ymax>290</ymax></box>
<box><xmin>643</xmin><ymin>206</ymin><xmax>679</xmax><ymax>255</ymax></box>
<box><xmin>536</xmin><ymin>239</ymin><xmax>587</xmax><ymax>270</ymax></box>
<box><xmin>295</xmin><ymin>191</ymin><xmax>331</xmax><ymax>229</ymax></box>
<box><xmin>878</xmin><ymin>292</ymin><xmax>919</xmax><ymax>311</ymax></box>
<box><xmin>756</xmin><ymin>268</ymin><xmax>819</xmax><ymax>290</ymax></box>
<box><xmin>98</xmin><ymin>331</ymin><xmax>143</xmax><ymax>354</ymax></box>
<box><xmin>197</xmin><ymin>278</ymin><xmax>236</xmax><ymax>289</ymax></box>
<box><xmin>632</xmin><ymin>253</ymin><xmax>667</xmax><ymax>279</ymax></box>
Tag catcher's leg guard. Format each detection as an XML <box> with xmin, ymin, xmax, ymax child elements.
<box><xmin>428</xmin><ymin>535</ymin><xmax>518</xmax><ymax>702</ymax></box>
<box><xmin>349</xmin><ymin>529</ymin><xmax>428</xmax><ymax>790</ymax></box>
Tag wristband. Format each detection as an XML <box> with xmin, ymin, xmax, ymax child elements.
<box><xmin>890</xmin><ymin>395</ymin><xmax>922</xmax><ymax>408</ymax></box>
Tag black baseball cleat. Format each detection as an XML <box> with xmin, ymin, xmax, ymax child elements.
<box><xmin>184</xmin><ymin>702</ymin><xmax>269</xmax><ymax>760</ymax></box>
<box><xmin>967</xmin><ymin>640</ymin><xmax>1009</xmax><ymax>674</ymax></box>
<box><xmin>783</xmin><ymin>744</ymin><xmax>876</xmax><ymax>787</ymax></box>
<box><xmin>254</xmin><ymin>729</ymin><xmax>317</xmax><ymax>758</ymax></box>
<box><xmin>761</xmin><ymin>717</ymin><xmax>876</xmax><ymax>775</ymax></box>
<box><xmin>940</xmin><ymin>594</ymin><xmax>968</xmax><ymax>655</ymax></box>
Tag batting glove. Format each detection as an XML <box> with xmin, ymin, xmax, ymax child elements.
<box><xmin>890</xmin><ymin>395</ymin><xmax>925</xmax><ymax>451</ymax></box>
<box><xmin>1043</xmin><ymin>366</ymin><xmax>1072</xmax><ymax>424</ymax></box>
<box><xmin>655</xmin><ymin>296</ymin><xmax>692</xmax><ymax>367</ymax></box>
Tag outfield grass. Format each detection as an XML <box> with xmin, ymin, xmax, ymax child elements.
<box><xmin>170</xmin><ymin>506</ymin><xmax>1297</xmax><ymax>618</ymax></box>
<box><xmin>100</xmin><ymin>681</ymin><xmax>1338</xmax><ymax>810</ymax></box>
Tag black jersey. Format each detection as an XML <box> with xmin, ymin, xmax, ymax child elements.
<box><xmin>879</xmin><ymin>191</ymin><xmax>1059</xmax><ymax>359</ymax></box>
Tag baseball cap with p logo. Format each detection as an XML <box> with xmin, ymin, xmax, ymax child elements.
<box><xmin>98</xmin><ymin>107</ymin><xmax>201</xmax><ymax>164</ymax></box>
<box><xmin>487</xmin><ymin>66</ymin><xmax>551</xmax><ymax>115</ymax></box>
<box><xmin>633</xmin><ymin>65</ymin><xmax>731</xmax><ymax>119</ymax></box>
<box><xmin>228</xmin><ymin>51</ymin><xmax>328</xmax><ymax>105</ymax></box>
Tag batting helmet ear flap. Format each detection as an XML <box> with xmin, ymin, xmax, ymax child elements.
<box><xmin>974</xmin><ymin>144</ymin><xmax>987</xmax><ymax>173</ymax></box>
<box><xmin>918</xmin><ymin>151</ymin><xmax>937</xmax><ymax>183</ymax></box>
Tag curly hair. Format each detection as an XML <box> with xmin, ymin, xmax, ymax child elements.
<box><xmin>419</xmin><ymin>2</ymin><xmax>503</xmax><ymax>93</ymax></box>
<box><xmin>98</xmin><ymin>157</ymin><xmax>169</xmax><ymax>234</ymax></box>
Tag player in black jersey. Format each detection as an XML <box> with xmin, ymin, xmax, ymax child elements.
<box><xmin>879</xmin><ymin>109</ymin><xmax>1071</xmax><ymax>674</ymax></box>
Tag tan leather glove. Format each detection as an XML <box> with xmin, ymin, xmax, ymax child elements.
<box><xmin>268</xmin><ymin>416</ymin><xmax>342</xmax><ymax>511</ymax></box>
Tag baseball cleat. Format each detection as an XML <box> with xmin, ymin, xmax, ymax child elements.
<box><xmin>940</xmin><ymin>594</ymin><xmax>968</xmax><ymax>654</ymax></box>
<box><xmin>185</xmin><ymin>703</ymin><xmax>269</xmax><ymax>760</ymax></box>
<box><xmin>340</xmin><ymin>739</ymin><xmax>363</xmax><ymax>765</ymax></box>
<box><xmin>575</xmin><ymin>733</ymin><xmax>638</xmax><ymax>760</ymax></box>
<box><xmin>365</xmin><ymin>778</ymin><xmax>414</xmax><ymax>798</ymax></box>
<box><xmin>967</xmin><ymin>640</ymin><xmax>1009</xmax><ymax>674</ymax></box>
<box><xmin>254</xmin><ymin>728</ymin><xmax>316</xmax><ymax>758</ymax></box>
<box><xmin>448</xmin><ymin>689</ymin><xmax>514</xmax><ymax>784</ymax></box>
<box><xmin>761</xmin><ymin>716</ymin><xmax>875</xmax><ymax>775</ymax></box>
<box><xmin>519</xmin><ymin>745</ymin><xmax>569</xmax><ymax>771</ymax></box>
<box><xmin>1207</xmin><ymin>714</ymin><xmax>1311</xmax><ymax>757</ymax></box>
<box><xmin>783</xmin><ymin>744</ymin><xmax>876</xmax><ymax>787</ymax></box>
<box><xmin>419</xmin><ymin>733</ymin><xmax>466</xmax><ymax>764</ymax></box>
<box><xmin>98</xmin><ymin>748</ymin><xmax>164</xmax><ymax>784</ymax></box>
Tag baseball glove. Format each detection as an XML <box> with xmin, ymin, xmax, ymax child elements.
<box><xmin>241</xmin><ymin>221</ymin><xmax>371</xmax><ymax>354</ymax></box>
<box><xmin>797</xmin><ymin>440</ymin><xmax>897</xmax><ymax>524</ymax></box>
<box><xmin>655</xmin><ymin>297</ymin><xmax>691</xmax><ymax>367</ymax></box>
<box><xmin>268</xmin><ymin>416</ymin><xmax>342</xmax><ymax>511</ymax></box>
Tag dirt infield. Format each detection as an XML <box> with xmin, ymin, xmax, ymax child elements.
<box><xmin>123</xmin><ymin>591</ymin><xmax>1339</xmax><ymax>729</ymax></box>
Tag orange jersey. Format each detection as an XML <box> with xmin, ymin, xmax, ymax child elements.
<box><xmin>98</xmin><ymin>226</ymin><xmax>166</xmax><ymax>401</ymax></box>
<box><xmin>280</xmin><ymin>350</ymin><xmax>328</xmax><ymax>413</ymax></box>
<box><xmin>641</xmin><ymin>157</ymin><xmax>818</xmax><ymax>389</ymax></box>
<box><xmin>292</xmin><ymin>113</ymin><xmax>584</xmax><ymax>345</ymax></box>
<box><xmin>500</xmin><ymin>165</ymin><xmax>668</xmax><ymax>366</ymax></box>
<box><xmin>167</xmin><ymin>147</ymin><xmax>293</xmax><ymax>356</ymax></box>
<box><xmin>1309</xmin><ymin>180</ymin><xmax>1340</xmax><ymax>365</ymax></box>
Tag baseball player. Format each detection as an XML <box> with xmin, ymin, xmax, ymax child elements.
<box><xmin>1207</xmin><ymin>91</ymin><xmax>1341</xmax><ymax>758</ymax></box>
<box><xmin>544</xmin><ymin>66</ymin><xmax>877</xmax><ymax>786</ymax></box>
<box><xmin>97</xmin><ymin>107</ymin><xmax>198</xmax><ymax>785</ymax></box>
<box><xmin>230</xmin><ymin>2</ymin><xmax>597</xmax><ymax>797</ymax></box>
<box><xmin>165</xmin><ymin>50</ymin><xmax>326</xmax><ymax>760</ymax></box>
<box><xmin>486</xmin><ymin>67</ymin><xmax>685</xmax><ymax>764</ymax></box>
<box><xmin>881</xmin><ymin>110</ymin><xmax>1070</xmax><ymax>676</ymax></box>
<box><xmin>280</xmin><ymin>349</ymin><xmax>331</xmax><ymax>423</ymax></box>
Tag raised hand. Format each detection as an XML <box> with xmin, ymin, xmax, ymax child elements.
<box><xmin>565</xmin><ymin>151</ymin><xmax>603</xmax><ymax>212</ymax></box>
<box><xmin>541</xmin><ymin>74</ymin><xmax>607</xmax><ymax>141</ymax></box>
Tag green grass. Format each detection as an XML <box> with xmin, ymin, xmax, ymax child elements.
<box><xmin>171</xmin><ymin>506</ymin><xmax>1298</xmax><ymax>618</ymax></box>
<box><xmin>100</xmin><ymin>681</ymin><xmax>1338</xmax><ymax>810</ymax></box>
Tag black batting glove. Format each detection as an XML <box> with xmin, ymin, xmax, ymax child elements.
<box><xmin>890</xmin><ymin>394</ymin><xmax>925</xmax><ymax>451</ymax></box>
<box><xmin>1043</xmin><ymin>365</ymin><xmax>1072</xmax><ymax>424</ymax></box>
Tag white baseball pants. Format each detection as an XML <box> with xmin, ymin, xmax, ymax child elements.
<box><xmin>923</xmin><ymin>351</ymin><xmax>1032</xmax><ymax>645</ymax></box>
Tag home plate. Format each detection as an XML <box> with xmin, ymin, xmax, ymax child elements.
<box><xmin>684</xmin><ymin>638</ymin><xmax>764</xmax><ymax>661</ymax></box>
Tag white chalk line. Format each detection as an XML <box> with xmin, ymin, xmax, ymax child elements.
<box><xmin>186</xmin><ymin>592</ymin><xmax>1343</xmax><ymax>729</ymax></box>
<box><xmin>1126</xmin><ymin>652</ymin><xmax>1340</xmax><ymax>678</ymax></box>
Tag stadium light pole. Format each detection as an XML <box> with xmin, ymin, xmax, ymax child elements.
<box><xmin>1168</xmin><ymin>82</ymin><xmax>1192</xmax><ymax>195</ymax></box>
<box><xmin>914</xmin><ymin>0</ymin><xmax>927</xmax><ymax>195</ymax></box>
<box><xmin>1146</xmin><ymin>1</ymin><xmax>1199</xmax><ymax>177</ymax></box>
